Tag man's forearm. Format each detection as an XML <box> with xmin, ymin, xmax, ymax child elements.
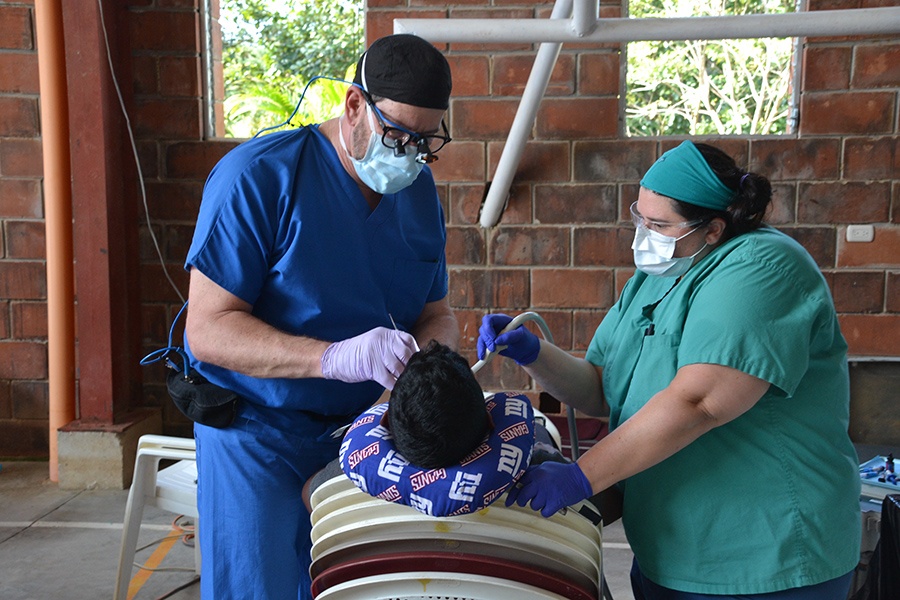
<box><xmin>186</xmin><ymin>267</ymin><xmax>331</xmax><ymax>379</ymax></box>
<box><xmin>414</xmin><ymin>312</ymin><xmax>460</xmax><ymax>350</ymax></box>
<box><xmin>411</xmin><ymin>298</ymin><xmax>460</xmax><ymax>351</ymax></box>
<box><xmin>187</xmin><ymin>307</ymin><xmax>330</xmax><ymax>379</ymax></box>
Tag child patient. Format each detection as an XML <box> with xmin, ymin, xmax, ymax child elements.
<box><xmin>302</xmin><ymin>340</ymin><xmax>565</xmax><ymax>510</ymax></box>
<box><xmin>388</xmin><ymin>340</ymin><xmax>492</xmax><ymax>468</ymax></box>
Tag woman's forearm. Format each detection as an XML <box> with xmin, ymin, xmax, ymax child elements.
<box><xmin>575</xmin><ymin>388</ymin><xmax>715</xmax><ymax>494</ymax></box>
<box><xmin>524</xmin><ymin>341</ymin><xmax>606</xmax><ymax>416</ymax></box>
<box><xmin>575</xmin><ymin>363</ymin><xmax>769</xmax><ymax>493</ymax></box>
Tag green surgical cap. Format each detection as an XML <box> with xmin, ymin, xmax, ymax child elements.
<box><xmin>640</xmin><ymin>141</ymin><xmax>734</xmax><ymax>211</ymax></box>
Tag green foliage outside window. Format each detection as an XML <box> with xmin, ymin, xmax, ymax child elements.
<box><xmin>626</xmin><ymin>0</ymin><xmax>796</xmax><ymax>136</ymax></box>
<box><xmin>218</xmin><ymin>0</ymin><xmax>794</xmax><ymax>138</ymax></box>
<box><xmin>221</xmin><ymin>0</ymin><xmax>363</xmax><ymax>138</ymax></box>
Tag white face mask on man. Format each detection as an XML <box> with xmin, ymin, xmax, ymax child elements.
<box><xmin>632</xmin><ymin>223</ymin><xmax>707</xmax><ymax>278</ymax></box>
<box><xmin>339</xmin><ymin>104</ymin><xmax>423</xmax><ymax>195</ymax></box>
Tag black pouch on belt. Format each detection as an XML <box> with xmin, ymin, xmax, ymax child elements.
<box><xmin>166</xmin><ymin>369</ymin><xmax>240</xmax><ymax>428</ymax></box>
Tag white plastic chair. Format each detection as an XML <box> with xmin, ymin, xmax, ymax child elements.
<box><xmin>309</xmin><ymin>474</ymin><xmax>603</xmax><ymax>600</ymax></box>
<box><xmin>315</xmin><ymin>571</ymin><xmax>573</xmax><ymax>599</ymax></box>
<box><xmin>114</xmin><ymin>434</ymin><xmax>199</xmax><ymax>600</ymax></box>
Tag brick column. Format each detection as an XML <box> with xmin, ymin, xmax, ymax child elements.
<box><xmin>55</xmin><ymin>0</ymin><xmax>161</xmax><ymax>489</ymax></box>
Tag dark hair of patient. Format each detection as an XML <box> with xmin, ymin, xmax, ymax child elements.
<box><xmin>676</xmin><ymin>142</ymin><xmax>774</xmax><ymax>241</ymax></box>
<box><xmin>388</xmin><ymin>341</ymin><xmax>489</xmax><ymax>469</ymax></box>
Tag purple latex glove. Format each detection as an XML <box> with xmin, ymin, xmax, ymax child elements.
<box><xmin>321</xmin><ymin>327</ymin><xmax>418</xmax><ymax>390</ymax></box>
<box><xmin>477</xmin><ymin>314</ymin><xmax>540</xmax><ymax>365</ymax></box>
<box><xmin>505</xmin><ymin>461</ymin><xmax>593</xmax><ymax>517</ymax></box>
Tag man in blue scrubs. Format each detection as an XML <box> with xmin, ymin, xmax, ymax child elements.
<box><xmin>183</xmin><ymin>34</ymin><xmax>458</xmax><ymax>598</ymax></box>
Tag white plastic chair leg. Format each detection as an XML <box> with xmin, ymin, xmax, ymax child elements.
<box><xmin>113</xmin><ymin>435</ymin><xmax>196</xmax><ymax>600</ymax></box>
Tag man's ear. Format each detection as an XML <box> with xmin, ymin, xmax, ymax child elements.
<box><xmin>344</xmin><ymin>85</ymin><xmax>367</xmax><ymax>127</ymax></box>
<box><xmin>380</xmin><ymin>410</ymin><xmax>391</xmax><ymax>431</ymax></box>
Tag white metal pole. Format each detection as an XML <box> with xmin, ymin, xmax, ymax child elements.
<box><xmin>571</xmin><ymin>0</ymin><xmax>598</xmax><ymax>37</ymax></box>
<box><xmin>395</xmin><ymin>7</ymin><xmax>900</xmax><ymax>44</ymax></box>
<box><xmin>394</xmin><ymin>6</ymin><xmax>900</xmax><ymax>227</ymax></box>
<box><xmin>475</xmin><ymin>0</ymin><xmax>573</xmax><ymax>229</ymax></box>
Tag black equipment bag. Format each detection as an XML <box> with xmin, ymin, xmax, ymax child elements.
<box><xmin>166</xmin><ymin>369</ymin><xmax>240</xmax><ymax>428</ymax></box>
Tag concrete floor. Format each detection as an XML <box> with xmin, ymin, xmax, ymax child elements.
<box><xmin>0</xmin><ymin>460</ymin><xmax>636</xmax><ymax>600</ymax></box>
<box><xmin>0</xmin><ymin>461</ymin><xmax>199</xmax><ymax>600</ymax></box>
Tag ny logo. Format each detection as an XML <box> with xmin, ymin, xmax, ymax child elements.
<box><xmin>505</xmin><ymin>397</ymin><xmax>528</xmax><ymax>418</ymax></box>
<box><xmin>347</xmin><ymin>471</ymin><xmax>368</xmax><ymax>494</ymax></box>
<box><xmin>497</xmin><ymin>443</ymin><xmax>524</xmax><ymax>475</ymax></box>
<box><xmin>449</xmin><ymin>472</ymin><xmax>483</xmax><ymax>502</ymax></box>
<box><xmin>409</xmin><ymin>493</ymin><xmax>434</xmax><ymax>516</ymax></box>
<box><xmin>338</xmin><ymin>438</ymin><xmax>351</xmax><ymax>463</ymax></box>
<box><xmin>366</xmin><ymin>423</ymin><xmax>392</xmax><ymax>440</ymax></box>
<box><xmin>377</xmin><ymin>449</ymin><xmax>408</xmax><ymax>483</ymax></box>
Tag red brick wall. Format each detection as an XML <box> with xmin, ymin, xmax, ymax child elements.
<box><xmin>0</xmin><ymin>0</ymin><xmax>896</xmax><ymax>455</ymax></box>
<box><xmin>125</xmin><ymin>1</ymin><xmax>236</xmax><ymax>439</ymax></box>
<box><xmin>0</xmin><ymin>0</ymin><xmax>50</xmax><ymax>455</ymax></box>
<box><xmin>375</xmin><ymin>0</ymin><xmax>900</xmax><ymax>395</ymax></box>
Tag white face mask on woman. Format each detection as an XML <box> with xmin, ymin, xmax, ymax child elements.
<box><xmin>339</xmin><ymin>104</ymin><xmax>423</xmax><ymax>195</ymax></box>
<box><xmin>632</xmin><ymin>223</ymin><xmax>707</xmax><ymax>278</ymax></box>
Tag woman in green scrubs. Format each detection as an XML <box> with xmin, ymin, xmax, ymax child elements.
<box><xmin>478</xmin><ymin>141</ymin><xmax>860</xmax><ymax>600</ymax></box>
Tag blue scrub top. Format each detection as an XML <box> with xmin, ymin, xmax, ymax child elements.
<box><xmin>185</xmin><ymin>125</ymin><xmax>448</xmax><ymax>431</ymax></box>
<box><xmin>586</xmin><ymin>227</ymin><xmax>860</xmax><ymax>594</ymax></box>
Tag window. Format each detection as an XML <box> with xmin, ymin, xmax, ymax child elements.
<box><xmin>202</xmin><ymin>0</ymin><xmax>364</xmax><ymax>138</ymax></box>
<box><xmin>625</xmin><ymin>0</ymin><xmax>799</xmax><ymax>136</ymax></box>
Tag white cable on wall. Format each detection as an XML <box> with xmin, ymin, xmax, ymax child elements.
<box><xmin>97</xmin><ymin>0</ymin><xmax>186</xmax><ymax>304</ymax></box>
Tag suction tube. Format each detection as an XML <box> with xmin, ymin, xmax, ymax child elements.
<box><xmin>471</xmin><ymin>312</ymin><xmax>581</xmax><ymax>459</ymax></box>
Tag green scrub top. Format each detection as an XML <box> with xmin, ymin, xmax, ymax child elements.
<box><xmin>586</xmin><ymin>226</ymin><xmax>860</xmax><ymax>595</ymax></box>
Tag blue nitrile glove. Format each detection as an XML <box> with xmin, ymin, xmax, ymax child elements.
<box><xmin>505</xmin><ymin>462</ymin><xmax>593</xmax><ymax>517</ymax></box>
<box><xmin>477</xmin><ymin>314</ymin><xmax>540</xmax><ymax>366</ymax></box>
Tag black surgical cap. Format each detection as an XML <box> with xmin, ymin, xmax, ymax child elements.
<box><xmin>352</xmin><ymin>34</ymin><xmax>452</xmax><ymax>110</ymax></box>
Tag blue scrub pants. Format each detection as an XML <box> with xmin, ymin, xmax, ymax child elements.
<box><xmin>631</xmin><ymin>559</ymin><xmax>854</xmax><ymax>600</ymax></box>
<box><xmin>195</xmin><ymin>416</ymin><xmax>340</xmax><ymax>599</ymax></box>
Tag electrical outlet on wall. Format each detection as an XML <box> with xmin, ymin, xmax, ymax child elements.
<box><xmin>846</xmin><ymin>225</ymin><xmax>875</xmax><ymax>243</ymax></box>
